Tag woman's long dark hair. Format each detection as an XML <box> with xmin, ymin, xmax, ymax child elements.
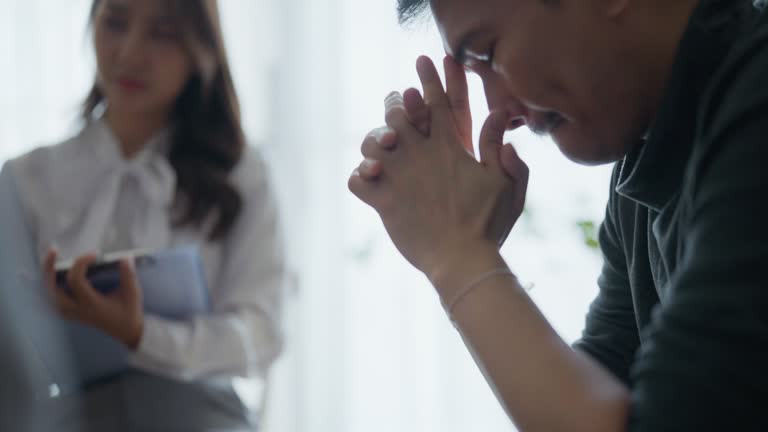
<box><xmin>84</xmin><ymin>0</ymin><xmax>244</xmax><ymax>240</ymax></box>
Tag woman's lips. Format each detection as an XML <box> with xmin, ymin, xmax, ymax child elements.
<box><xmin>117</xmin><ymin>78</ymin><xmax>147</xmax><ymax>91</ymax></box>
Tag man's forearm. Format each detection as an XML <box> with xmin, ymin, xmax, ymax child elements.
<box><xmin>430</xmin><ymin>246</ymin><xmax>630</xmax><ymax>432</ymax></box>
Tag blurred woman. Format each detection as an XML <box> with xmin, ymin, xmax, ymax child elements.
<box><xmin>6</xmin><ymin>0</ymin><xmax>286</xmax><ymax>430</ymax></box>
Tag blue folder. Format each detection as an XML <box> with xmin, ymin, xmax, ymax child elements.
<box><xmin>60</xmin><ymin>246</ymin><xmax>212</xmax><ymax>387</ymax></box>
<box><xmin>0</xmin><ymin>164</ymin><xmax>211</xmax><ymax>394</ymax></box>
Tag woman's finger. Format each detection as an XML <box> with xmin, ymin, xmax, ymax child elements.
<box><xmin>52</xmin><ymin>286</ymin><xmax>79</xmax><ymax>316</ymax></box>
<box><xmin>67</xmin><ymin>254</ymin><xmax>99</xmax><ymax>304</ymax></box>
<box><xmin>42</xmin><ymin>248</ymin><xmax>78</xmax><ymax>313</ymax></box>
<box><xmin>117</xmin><ymin>258</ymin><xmax>141</xmax><ymax>304</ymax></box>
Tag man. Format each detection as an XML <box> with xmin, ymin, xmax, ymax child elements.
<box><xmin>349</xmin><ymin>0</ymin><xmax>768</xmax><ymax>430</ymax></box>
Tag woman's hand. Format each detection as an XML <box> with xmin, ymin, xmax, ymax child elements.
<box><xmin>43</xmin><ymin>248</ymin><xmax>145</xmax><ymax>350</ymax></box>
<box><xmin>349</xmin><ymin>56</ymin><xmax>529</xmax><ymax>290</ymax></box>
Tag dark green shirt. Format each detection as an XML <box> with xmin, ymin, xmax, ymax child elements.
<box><xmin>573</xmin><ymin>0</ymin><xmax>768</xmax><ymax>430</ymax></box>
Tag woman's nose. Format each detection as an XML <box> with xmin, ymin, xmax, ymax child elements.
<box><xmin>116</xmin><ymin>29</ymin><xmax>148</xmax><ymax>69</ymax></box>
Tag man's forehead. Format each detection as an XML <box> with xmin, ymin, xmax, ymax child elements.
<box><xmin>430</xmin><ymin>0</ymin><xmax>461</xmax><ymax>52</ymax></box>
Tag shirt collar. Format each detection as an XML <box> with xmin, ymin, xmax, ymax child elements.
<box><xmin>87</xmin><ymin>116</ymin><xmax>173</xmax><ymax>168</ymax></box>
<box><xmin>615</xmin><ymin>0</ymin><xmax>757</xmax><ymax>210</ymax></box>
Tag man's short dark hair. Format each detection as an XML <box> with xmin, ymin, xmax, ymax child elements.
<box><xmin>397</xmin><ymin>0</ymin><xmax>430</xmax><ymax>24</ymax></box>
<box><xmin>397</xmin><ymin>0</ymin><xmax>559</xmax><ymax>25</ymax></box>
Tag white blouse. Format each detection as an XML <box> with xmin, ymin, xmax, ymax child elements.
<box><xmin>7</xmin><ymin>118</ymin><xmax>286</xmax><ymax>382</ymax></box>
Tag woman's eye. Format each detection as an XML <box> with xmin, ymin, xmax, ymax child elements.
<box><xmin>104</xmin><ymin>16</ymin><xmax>127</xmax><ymax>33</ymax></box>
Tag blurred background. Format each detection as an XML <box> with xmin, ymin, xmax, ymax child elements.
<box><xmin>0</xmin><ymin>0</ymin><xmax>612</xmax><ymax>430</ymax></box>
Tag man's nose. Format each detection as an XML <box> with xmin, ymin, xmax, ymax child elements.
<box><xmin>482</xmin><ymin>74</ymin><xmax>527</xmax><ymax>130</ymax></box>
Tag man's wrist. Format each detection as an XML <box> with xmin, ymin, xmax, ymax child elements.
<box><xmin>426</xmin><ymin>241</ymin><xmax>509</xmax><ymax>302</ymax></box>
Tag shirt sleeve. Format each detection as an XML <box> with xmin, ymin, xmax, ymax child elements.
<box><xmin>627</xmin><ymin>55</ymin><xmax>768</xmax><ymax>430</ymax></box>
<box><xmin>129</xmin><ymin>150</ymin><xmax>287</xmax><ymax>380</ymax></box>
<box><xmin>573</xmin><ymin>166</ymin><xmax>641</xmax><ymax>386</ymax></box>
